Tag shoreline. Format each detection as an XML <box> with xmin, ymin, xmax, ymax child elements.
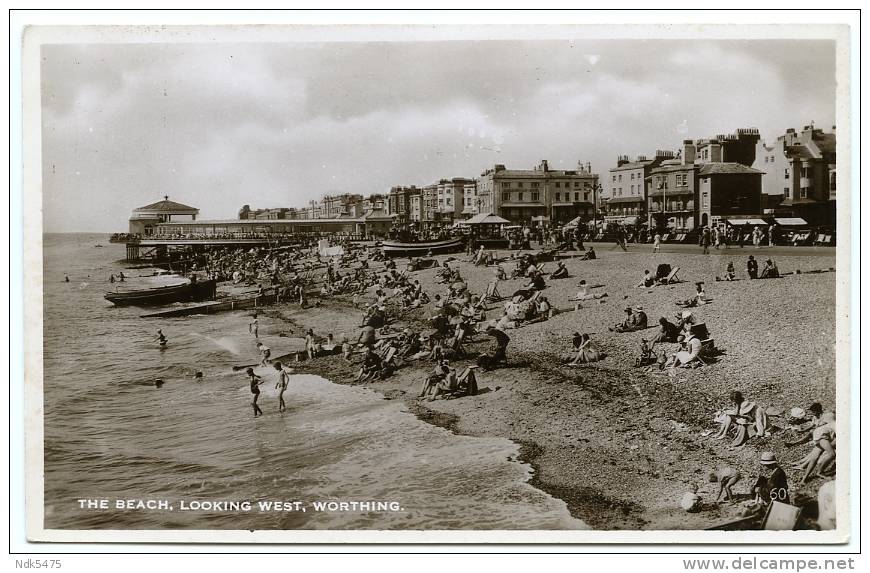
<box><xmin>259</xmin><ymin>244</ymin><xmax>834</xmax><ymax>530</ymax></box>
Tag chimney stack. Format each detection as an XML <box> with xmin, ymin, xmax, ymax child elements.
<box><xmin>682</xmin><ymin>140</ymin><xmax>696</xmax><ymax>165</ymax></box>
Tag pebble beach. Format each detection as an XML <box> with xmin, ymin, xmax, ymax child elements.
<box><xmin>266</xmin><ymin>241</ymin><xmax>837</xmax><ymax>530</ymax></box>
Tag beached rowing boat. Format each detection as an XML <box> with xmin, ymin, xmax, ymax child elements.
<box><xmin>105</xmin><ymin>279</ymin><xmax>217</xmax><ymax>306</ymax></box>
<box><xmin>381</xmin><ymin>238</ymin><xmax>464</xmax><ymax>257</ymax></box>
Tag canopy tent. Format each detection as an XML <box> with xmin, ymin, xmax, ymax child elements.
<box><xmin>563</xmin><ymin>216</ymin><xmax>586</xmax><ymax>228</ymax></box>
<box><xmin>622</xmin><ymin>216</ymin><xmax>639</xmax><ymax>225</ymax></box>
<box><xmin>464</xmin><ymin>213</ymin><xmax>511</xmax><ymax>226</ymax></box>
<box><xmin>728</xmin><ymin>218</ymin><xmax>768</xmax><ymax>226</ymax></box>
<box><xmin>531</xmin><ymin>215</ymin><xmax>550</xmax><ymax>222</ymax></box>
<box><xmin>774</xmin><ymin>217</ymin><xmax>809</xmax><ymax>226</ymax></box>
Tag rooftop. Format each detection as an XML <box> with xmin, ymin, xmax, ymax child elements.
<box><xmin>698</xmin><ymin>163</ymin><xmax>764</xmax><ymax>176</ymax></box>
<box><xmin>134</xmin><ymin>196</ymin><xmax>199</xmax><ymax>213</ymax></box>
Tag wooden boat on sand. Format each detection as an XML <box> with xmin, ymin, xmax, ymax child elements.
<box><xmin>381</xmin><ymin>238</ymin><xmax>464</xmax><ymax>257</ymax></box>
<box><xmin>105</xmin><ymin>279</ymin><xmax>217</xmax><ymax>306</ymax></box>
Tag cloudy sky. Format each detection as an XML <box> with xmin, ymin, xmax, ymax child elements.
<box><xmin>40</xmin><ymin>38</ymin><xmax>836</xmax><ymax>232</ymax></box>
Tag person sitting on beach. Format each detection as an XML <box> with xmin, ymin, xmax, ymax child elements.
<box><xmin>524</xmin><ymin>271</ymin><xmax>546</xmax><ymax>292</ymax></box>
<box><xmin>636</xmin><ymin>269</ymin><xmax>655</xmax><ymax>288</ymax></box>
<box><xmin>569</xmin><ymin>280</ymin><xmax>608</xmax><ymax>310</ymax></box>
<box><xmin>320</xmin><ymin>333</ymin><xmax>337</xmax><ymax>355</ymax></box>
<box><xmin>676</xmin><ymin>310</ymin><xmax>696</xmax><ymax>334</ymax></box>
<box><xmin>580</xmin><ymin>246</ymin><xmax>596</xmax><ymax>260</ymax></box>
<box><xmin>785</xmin><ymin>402</ymin><xmax>825</xmax><ymax>447</ymax></box>
<box><xmin>709</xmin><ymin>467</ymin><xmax>742</xmax><ymax>503</ymax></box>
<box><xmin>651</xmin><ymin>316</ymin><xmax>680</xmax><ymax>345</ymax></box>
<box><xmin>494</xmin><ymin>265</ymin><xmax>507</xmax><ymax>281</ymax></box>
<box><xmin>747</xmin><ymin>255</ymin><xmax>759</xmax><ymax>279</ymax></box>
<box><xmin>712</xmin><ymin>390</ymin><xmax>770</xmax><ymax>448</ymax></box>
<box><xmin>663</xmin><ymin>330</ymin><xmax>703</xmax><ymax>371</ymax></box>
<box><xmin>751</xmin><ymin>451</ymin><xmax>790</xmax><ymax>508</ymax></box>
<box><xmin>478</xmin><ymin>325</ymin><xmax>510</xmax><ymax>371</ymax></box>
<box><xmin>760</xmin><ymin>258</ymin><xmax>780</xmax><ymax>279</ymax></box>
<box><xmin>724</xmin><ymin>261</ymin><xmax>736</xmax><ymax>281</ymax></box>
<box><xmin>568</xmin><ymin>333</ymin><xmax>604</xmax><ymax>365</ymax></box>
<box><xmin>342</xmin><ymin>338</ymin><xmax>353</xmax><ymax>361</ymax></box>
<box><xmin>610</xmin><ymin>306</ymin><xmax>648</xmax><ymax>332</ymax></box>
<box><xmin>550</xmin><ymin>260</ymin><xmax>569</xmax><ymax>279</ymax></box>
<box><xmin>677</xmin><ymin>282</ymin><xmax>707</xmax><ymax>308</ymax></box>
<box><xmin>419</xmin><ymin>359</ymin><xmax>451</xmax><ymax>399</ymax></box>
<box><xmin>791</xmin><ymin>412</ymin><xmax>836</xmax><ymax>484</ymax></box>
<box><xmin>354</xmin><ymin>346</ymin><xmax>383</xmax><ymax>383</ymax></box>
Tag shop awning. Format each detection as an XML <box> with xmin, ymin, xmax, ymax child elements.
<box><xmin>774</xmin><ymin>217</ymin><xmax>809</xmax><ymax>226</ymax></box>
<box><xmin>531</xmin><ymin>215</ymin><xmax>550</xmax><ymax>222</ymax></box>
<box><xmin>728</xmin><ymin>218</ymin><xmax>768</xmax><ymax>226</ymax></box>
<box><xmin>623</xmin><ymin>216</ymin><xmax>639</xmax><ymax>225</ymax></box>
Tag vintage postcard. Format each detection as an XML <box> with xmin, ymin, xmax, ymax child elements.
<box><xmin>20</xmin><ymin>19</ymin><xmax>854</xmax><ymax>544</ymax></box>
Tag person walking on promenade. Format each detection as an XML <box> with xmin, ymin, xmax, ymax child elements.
<box><xmin>701</xmin><ymin>227</ymin><xmax>711</xmax><ymax>255</ymax></box>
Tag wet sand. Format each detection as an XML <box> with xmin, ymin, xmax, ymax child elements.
<box><xmin>261</xmin><ymin>242</ymin><xmax>836</xmax><ymax>530</ymax></box>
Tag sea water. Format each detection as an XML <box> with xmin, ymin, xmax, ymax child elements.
<box><xmin>41</xmin><ymin>234</ymin><xmax>586</xmax><ymax>530</ymax></box>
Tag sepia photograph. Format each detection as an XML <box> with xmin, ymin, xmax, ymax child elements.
<box><xmin>18</xmin><ymin>17</ymin><xmax>854</xmax><ymax>545</ymax></box>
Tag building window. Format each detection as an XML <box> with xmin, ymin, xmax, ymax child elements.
<box><xmin>502</xmin><ymin>182</ymin><xmax>511</xmax><ymax>189</ymax></box>
<box><xmin>764</xmin><ymin>156</ymin><xmax>768</xmax><ymax>163</ymax></box>
<box><xmin>784</xmin><ymin>169</ymin><xmax>789</xmax><ymax>179</ymax></box>
<box><xmin>532</xmin><ymin>192</ymin><xmax>540</xmax><ymax>202</ymax></box>
<box><xmin>518</xmin><ymin>192</ymin><xmax>524</xmax><ymax>201</ymax></box>
<box><xmin>831</xmin><ymin>172</ymin><xmax>836</xmax><ymax>191</ymax></box>
<box><xmin>574</xmin><ymin>182</ymin><xmax>580</xmax><ymax>188</ymax></box>
<box><xmin>555</xmin><ymin>182</ymin><xmax>561</xmax><ymax>188</ymax></box>
<box><xmin>784</xmin><ymin>187</ymin><xmax>790</xmax><ymax>198</ymax></box>
<box><xmin>702</xmin><ymin>192</ymin><xmax>709</xmax><ymax>209</ymax></box>
<box><xmin>531</xmin><ymin>182</ymin><xmax>539</xmax><ymax>188</ymax></box>
<box><xmin>612</xmin><ymin>175</ymin><xmax>616</xmax><ymax>182</ymax></box>
<box><xmin>618</xmin><ymin>174</ymin><xmax>622</xmax><ymax>182</ymax></box>
<box><xmin>502</xmin><ymin>193</ymin><xmax>510</xmax><ymax>201</ymax></box>
<box><xmin>574</xmin><ymin>192</ymin><xmax>580</xmax><ymax>201</ymax></box>
<box><xmin>555</xmin><ymin>192</ymin><xmax>561</xmax><ymax>202</ymax></box>
<box><xmin>770</xmin><ymin>155</ymin><xmax>775</xmax><ymax>162</ymax></box>
<box><xmin>800</xmin><ymin>187</ymin><xmax>808</xmax><ymax>199</ymax></box>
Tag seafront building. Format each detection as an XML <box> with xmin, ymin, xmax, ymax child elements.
<box><xmin>645</xmin><ymin>129</ymin><xmax>764</xmax><ymax>231</ymax></box>
<box><xmin>476</xmin><ymin>160</ymin><xmax>599</xmax><ymax>225</ymax></box>
<box><xmin>128</xmin><ymin>196</ymin><xmax>199</xmax><ymax>236</ymax></box>
<box><xmin>120</xmin><ymin>122</ymin><xmax>837</xmax><ymax>248</ymax></box>
<box><xmin>603</xmin><ymin>150</ymin><xmax>675</xmax><ymax>226</ymax></box>
<box><xmin>752</xmin><ymin>124</ymin><xmax>837</xmax><ymax>226</ymax></box>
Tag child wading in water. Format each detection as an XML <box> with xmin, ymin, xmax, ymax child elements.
<box><xmin>247</xmin><ymin>368</ymin><xmax>264</xmax><ymax>417</ymax></box>
<box><xmin>274</xmin><ymin>361</ymin><xmax>289</xmax><ymax>413</ymax></box>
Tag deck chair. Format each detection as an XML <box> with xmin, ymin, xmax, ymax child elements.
<box><xmin>661</xmin><ymin>266</ymin><xmax>681</xmax><ymax>284</ymax></box>
<box><xmin>661</xmin><ymin>233</ymin><xmax>671</xmax><ymax>242</ymax></box>
<box><xmin>762</xmin><ymin>501</ymin><xmax>802</xmax><ymax>531</ymax></box>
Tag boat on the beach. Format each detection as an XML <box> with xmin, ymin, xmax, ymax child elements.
<box><xmin>105</xmin><ymin>279</ymin><xmax>217</xmax><ymax>306</ymax></box>
<box><xmin>381</xmin><ymin>237</ymin><xmax>464</xmax><ymax>257</ymax></box>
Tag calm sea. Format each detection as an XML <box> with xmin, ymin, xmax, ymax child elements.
<box><xmin>41</xmin><ymin>233</ymin><xmax>585</xmax><ymax>530</ymax></box>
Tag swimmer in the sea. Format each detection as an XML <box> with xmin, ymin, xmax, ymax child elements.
<box><xmin>64</xmin><ymin>275</ymin><xmax>70</xmax><ymax>283</ymax></box>
<box><xmin>274</xmin><ymin>361</ymin><xmax>289</xmax><ymax>413</ymax></box>
<box><xmin>247</xmin><ymin>368</ymin><xmax>264</xmax><ymax>417</ymax></box>
<box><xmin>155</xmin><ymin>329</ymin><xmax>167</xmax><ymax>349</ymax></box>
